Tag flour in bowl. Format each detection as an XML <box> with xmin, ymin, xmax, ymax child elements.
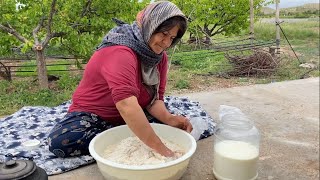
<box><xmin>103</xmin><ymin>136</ymin><xmax>185</xmax><ymax>165</ymax></box>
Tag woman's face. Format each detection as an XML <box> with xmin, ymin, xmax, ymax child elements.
<box><xmin>148</xmin><ymin>25</ymin><xmax>180</xmax><ymax>54</ymax></box>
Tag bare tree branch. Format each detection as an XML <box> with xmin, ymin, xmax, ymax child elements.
<box><xmin>196</xmin><ymin>25</ymin><xmax>210</xmax><ymax>38</ymax></box>
<box><xmin>209</xmin><ymin>12</ymin><xmax>225</xmax><ymax>34</ymax></box>
<box><xmin>52</xmin><ymin>32</ymin><xmax>66</xmax><ymax>38</ymax></box>
<box><xmin>47</xmin><ymin>0</ymin><xmax>57</xmax><ymax>35</ymax></box>
<box><xmin>204</xmin><ymin>23</ymin><xmax>210</xmax><ymax>35</ymax></box>
<box><xmin>40</xmin><ymin>0</ymin><xmax>57</xmax><ymax>48</ymax></box>
<box><xmin>212</xmin><ymin>28</ymin><xmax>224</xmax><ymax>36</ymax></box>
<box><xmin>33</xmin><ymin>16</ymin><xmax>46</xmax><ymax>45</ymax></box>
<box><xmin>211</xmin><ymin>15</ymin><xmax>237</xmax><ymax>36</ymax></box>
<box><xmin>81</xmin><ymin>0</ymin><xmax>93</xmax><ymax>17</ymax></box>
<box><xmin>0</xmin><ymin>24</ymin><xmax>28</xmax><ymax>43</ymax></box>
<box><xmin>202</xmin><ymin>6</ymin><xmax>250</xmax><ymax>38</ymax></box>
<box><xmin>210</xmin><ymin>23</ymin><xmax>219</xmax><ymax>34</ymax></box>
<box><xmin>42</xmin><ymin>32</ymin><xmax>66</xmax><ymax>46</ymax></box>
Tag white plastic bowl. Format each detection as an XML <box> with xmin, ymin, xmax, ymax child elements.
<box><xmin>89</xmin><ymin>123</ymin><xmax>197</xmax><ymax>180</ymax></box>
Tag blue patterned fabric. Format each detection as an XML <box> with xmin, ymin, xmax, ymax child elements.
<box><xmin>0</xmin><ymin>96</ymin><xmax>215</xmax><ymax>175</ymax></box>
<box><xmin>48</xmin><ymin>112</ymin><xmax>115</xmax><ymax>158</ymax></box>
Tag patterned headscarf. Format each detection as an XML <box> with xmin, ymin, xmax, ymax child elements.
<box><xmin>137</xmin><ymin>1</ymin><xmax>187</xmax><ymax>47</ymax></box>
<box><xmin>96</xmin><ymin>1</ymin><xmax>186</xmax><ymax>104</ymax></box>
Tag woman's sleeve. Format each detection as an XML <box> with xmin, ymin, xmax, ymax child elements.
<box><xmin>158</xmin><ymin>53</ymin><xmax>168</xmax><ymax>101</ymax></box>
<box><xmin>101</xmin><ymin>47</ymin><xmax>140</xmax><ymax>104</ymax></box>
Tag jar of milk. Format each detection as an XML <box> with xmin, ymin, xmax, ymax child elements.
<box><xmin>213</xmin><ymin>114</ymin><xmax>260</xmax><ymax>180</ymax></box>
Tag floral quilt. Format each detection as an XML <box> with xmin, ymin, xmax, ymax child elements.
<box><xmin>0</xmin><ymin>96</ymin><xmax>215</xmax><ymax>175</ymax></box>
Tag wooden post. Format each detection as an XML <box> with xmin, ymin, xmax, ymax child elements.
<box><xmin>250</xmin><ymin>0</ymin><xmax>254</xmax><ymax>44</ymax></box>
<box><xmin>275</xmin><ymin>0</ymin><xmax>280</xmax><ymax>54</ymax></box>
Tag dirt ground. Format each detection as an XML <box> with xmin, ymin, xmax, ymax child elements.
<box><xmin>47</xmin><ymin>77</ymin><xmax>319</xmax><ymax>180</ymax></box>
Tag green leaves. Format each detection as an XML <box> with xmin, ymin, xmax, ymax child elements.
<box><xmin>0</xmin><ymin>0</ymin><xmax>149</xmax><ymax>57</ymax></box>
<box><xmin>172</xmin><ymin>0</ymin><xmax>267</xmax><ymax>40</ymax></box>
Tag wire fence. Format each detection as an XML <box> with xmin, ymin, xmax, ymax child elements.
<box><xmin>0</xmin><ymin>58</ymin><xmax>85</xmax><ymax>81</ymax></box>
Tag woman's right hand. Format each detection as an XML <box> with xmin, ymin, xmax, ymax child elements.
<box><xmin>162</xmin><ymin>148</ymin><xmax>174</xmax><ymax>157</ymax></box>
<box><xmin>152</xmin><ymin>140</ymin><xmax>174</xmax><ymax>157</ymax></box>
<box><xmin>116</xmin><ymin>96</ymin><xmax>174</xmax><ymax>157</ymax></box>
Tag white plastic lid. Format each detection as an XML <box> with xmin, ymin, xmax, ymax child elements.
<box><xmin>22</xmin><ymin>139</ymin><xmax>41</xmax><ymax>150</ymax></box>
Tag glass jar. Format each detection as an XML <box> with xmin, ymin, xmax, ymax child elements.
<box><xmin>213</xmin><ymin>114</ymin><xmax>260</xmax><ymax>180</ymax></box>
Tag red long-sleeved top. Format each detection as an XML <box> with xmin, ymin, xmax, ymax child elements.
<box><xmin>68</xmin><ymin>46</ymin><xmax>168</xmax><ymax>124</ymax></box>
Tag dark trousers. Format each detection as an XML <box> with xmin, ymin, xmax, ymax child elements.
<box><xmin>48</xmin><ymin>111</ymin><xmax>162</xmax><ymax>158</ymax></box>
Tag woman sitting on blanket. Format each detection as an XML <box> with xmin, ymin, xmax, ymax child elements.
<box><xmin>48</xmin><ymin>1</ymin><xmax>192</xmax><ymax>158</ymax></box>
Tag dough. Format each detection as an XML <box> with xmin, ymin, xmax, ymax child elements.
<box><xmin>103</xmin><ymin>136</ymin><xmax>185</xmax><ymax>165</ymax></box>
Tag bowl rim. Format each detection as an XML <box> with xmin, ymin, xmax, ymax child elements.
<box><xmin>89</xmin><ymin>123</ymin><xmax>197</xmax><ymax>170</ymax></box>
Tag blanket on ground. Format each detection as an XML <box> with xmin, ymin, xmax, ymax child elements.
<box><xmin>0</xmin><ymin>96</ymin><xmax>215</xmax><ymax>175</ymax></box>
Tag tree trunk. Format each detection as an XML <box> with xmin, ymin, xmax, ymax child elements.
<box><xmin>203</xmin><ymin>36</ymin><xmax>211</xmax><ymax>45</ymax></box>
<box><xmin>35</xmin><ymin>49</ymin><xmax>48</xmax><ymax>89</ymax></box>
<box><xmin>188</xmin><ymin>32</ymin><xmax>196</xmax><ymax>43</ymax></box>
<box><xmin>203</xmin><ymin>25</ymin><xmax>212</xmax><ymax>45</ymax></box>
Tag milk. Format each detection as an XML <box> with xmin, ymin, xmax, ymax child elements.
<box><xmin>213</xmin><ymin>140</ymin><xmax>259</xmax><ymax>180</ymax></box>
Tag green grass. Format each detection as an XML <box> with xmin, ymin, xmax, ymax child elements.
<box><xmin>167</xmin><ymin>50</ymin><xmax>233</xmax><ymax>90</ymax></box>
<box><xmin>174</xmin><ymin>79</ymin><xmax>190</xmax><ymax>89</ymax></box>
<box><xmin>253</xmin><ymin>18</ymin><xmax>319</xmax><ymax>76</ymax></box>
<box><xmin>275</xmin><ymin>58</ymin><xmax>318</xmax><ymax>80</ymax></box>
<box><xmin>0</xmin><ymin>74</ymin><xmax>81</xmax><ymax>116</ymax></box>
<box><xmin>167</xmin><ymin>69</ymin><xmax>192</xmax><ymax>90</ymax></box>
<box><xmin>254</xmin><ymin>19</ymin><xmax>319</xmax><ymax>41</ymax></box>
<box><xmin>170</xmin><ymin>50</ymin><xmax>232</xmax><ymax>74</ymax></box>
<box><xmin>16</xmin><ymin>60</ymin><xmax>71</xmax><ymax>77</ymax></box>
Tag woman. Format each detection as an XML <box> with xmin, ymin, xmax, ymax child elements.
<box><xmin>48</xmin><ymin>1</ymin><xmax>192</xmax><ymax>158</ymax></box>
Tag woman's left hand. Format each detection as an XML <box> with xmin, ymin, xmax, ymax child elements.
<box><xmin>167</xmin><ymin>115</ymin><xmax>193</xmax><ymax>133</ymax></box>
